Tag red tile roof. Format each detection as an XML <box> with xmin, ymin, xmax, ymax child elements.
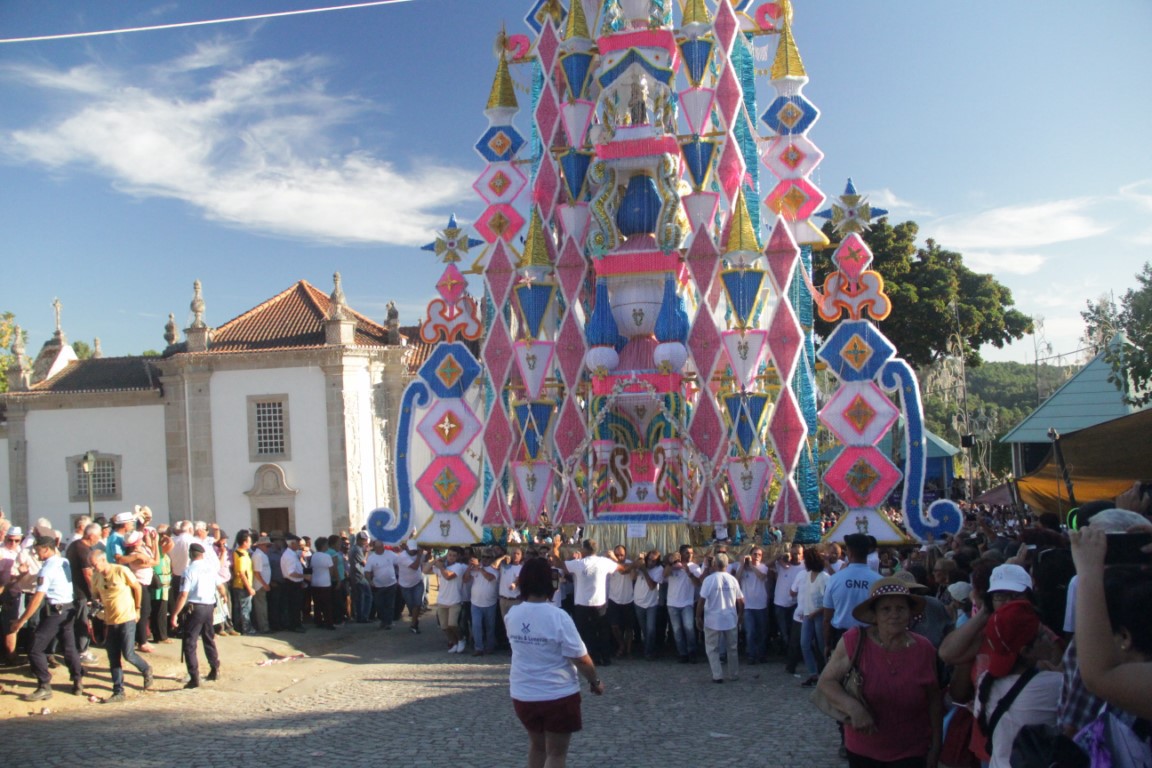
<box><xmin>202</xmin><ymin>280</ymin><xmax>393</xmax><ymax>353</ymax></box>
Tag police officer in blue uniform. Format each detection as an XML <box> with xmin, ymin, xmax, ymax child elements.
<box><xmin>9</xmin><ymin>535</ymin><xmax>85</xmax><ymax>701</ymax></box>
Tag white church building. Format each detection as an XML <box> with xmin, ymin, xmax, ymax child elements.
<box><xmin>1</xmin><ymin>276</ymin><xmax>415</xmax><ymax>537</ymax></box>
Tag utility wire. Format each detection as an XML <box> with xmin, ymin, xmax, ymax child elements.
<box><xmin>0</xmin><ymin>0</ymin><xmax>416</xmax><ymax>44</ymax></box>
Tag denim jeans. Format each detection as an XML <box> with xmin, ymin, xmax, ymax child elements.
<box><xmin>105</xmin><ymin>620</ymin><xmax>150</xmax><ymax>694</ymax></box>
<box><xmin>401</xmin><ymin>583</ymin><xmax>425</xmax><ymax>622</ymax></box>
<box><xmin>667</xmin><ymin>604</ymin><xmax>697</xmax><ymax>657</ymax></box>
<box><xmin>774</xmin><ymin>603</ymin><xmax>796</xmax><ymax>647</ymax></box>
<box><xmin>470</xmin><ymin>603</ymin><xmax>498</xmax><ymax>653</ymax></box>
<box><xmin>231</xmin><ymin>588</ymin><xmax>253</xmax><ymax>634</ymax></box>
<box><xmin>352</xmin><ymin>582</ymin><xmax>373</xmax><ymax>623</ymax></box>
<box><xmin>373</xmin><ymin>584</ymin><xmax>398</xmax><ymax>628</ymax></box>
<box><xmin>800</xmin><ymin>613</ymin><xmax>826</xmax><ymax>676</ymax></box>
<box><xmin>744</xmin><ymin>607</ymin><xmax>769</xmax><ymax>662</ymax></box>
<box><xmin>633</xmin><ymin>604</ymin><xmax>659</xmax><ymax>658</ymax></box>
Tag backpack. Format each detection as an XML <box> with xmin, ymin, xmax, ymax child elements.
<box><xmin>1075</xmin><ymin>708</ymin><xmax>1152</xmax><ymax>768</ymax></box>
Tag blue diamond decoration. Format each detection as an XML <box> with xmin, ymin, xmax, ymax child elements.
<box><xmin>818</xmin><ymin>321</ymin><xmax>896</xmax><ymax>383</ymax></box>
<box><xmin>760</xmin><ymin>94</ymin><xmax>820</xmax><ymax>136</ymax></box>
<box><xmin>474</xmin><ymin>124</ymin><xmax>525</xmax><ymax>163</ymax></box>
<box><xmin>524</xmin><ymin>0</ymin><xmax>566</xmax><ymax>35</ymax></box>
<box><xmin>418</xmin><ymin>342</ymin><xmax>481</xmax><ymax>399</ymax></box>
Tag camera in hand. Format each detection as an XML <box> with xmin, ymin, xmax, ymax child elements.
<box><xmin>1105</xmin><ymin>531</ymin><xmax>1152</xmax><ymax>565</ymax></box>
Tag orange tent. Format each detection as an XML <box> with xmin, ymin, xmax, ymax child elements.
<box><xmin>1016</xmin><ymin>409</ymin><xmax>1152</xmax><ymax>514</ymax></box>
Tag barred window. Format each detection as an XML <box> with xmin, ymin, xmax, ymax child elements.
<box><xmin>248</xmin><ymin>395</ymin><xmax>291</xmax><ymax>461</ymax></box>
<box><xmin>67</xmin><ymin>453</ymin><xmax>123</xmax><ymax>502</ymax></box>
<box><xmin>254</xmin><ymin>401</ymin><xmax>285</xmax><ymax>455</ymax></box>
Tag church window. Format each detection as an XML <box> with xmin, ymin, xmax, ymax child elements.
<box><xmin>67</xmin><ymin>453</ymin><xmax>122</xmax><ymax>502</ymax></box>
<box><xmin>248</xmin><ymin>395</ymin><xmax>291</xmax><ymax>461</ymax></box>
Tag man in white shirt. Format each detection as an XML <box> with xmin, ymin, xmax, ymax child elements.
<box><xmin>772</xmin><ymin>543</ymin><xmax>803</xmax><ymax>664</ymax></box>
<box><xmin>552</xmin><ymin>538</ymin><xmax>624</xmax><ymax>666</ymax></box>
<box><xmin>665</xmin><ymin>544</ymin><xmax>702</xmax><ymax>663</ymax></box>
<box><xmin>251</xmin><ymin>536</ymin><xmax>273</xmax><ymax>633</ymax></box>
<box><xmin>737</xmin><ymin>546</ymin><xmax>770</xmax><ymax>664</ymax></box>
<box><xmin>365</xmin><ymin>539</ymin><xmax>400</xmax><ymax>630</ymax></box>
<box><xmin>394</xmin><ymin>540</ymin><xmax>426</xmax><ymax>633</ymax></box>
<box><xmin>464</xmin><ymin>553</ymin><xmax>499</xmax><ymax>656</ymax></box>
<box><xmin>308</xmin><ymin>536</ymin><xmax>337</xmax><ymax>630</ymax></box>
<box><xmin>496</xmin><ymin>547</ymin><xmax>524</xmax><ymax>619</ymax></box>
<box><xmin>168</xmin><ymin>521</ymin><xmax>195</xmax><ymax>598</ymax></box>
<box><xmin>606</xmin><ymin>545</ymin><xmax>636</xmax><ymax>659</ymax></box>
<box><xmin>279</xmin><ymin>535</ymin><xmax>306</xmax><ymax>633</ymax></box>
<box><xmin>632</xmin><ymin>550</ymin><xmax>664</xmax><ymax>660</ymax></box>
<box><xmin>697</xmin><ymin>553</ymin><xmax>744</xmax><ymax>683</ymax></box>
<box><xmin>429</xmin><ymin>548</ymin><xmax>469</xmax><ymax>653</ymax></box>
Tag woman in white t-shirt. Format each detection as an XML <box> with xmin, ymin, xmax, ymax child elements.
<box><xmin>795</xmin><ymin>546</ymin><xmax>830</xmax><ymax>687</ymax></box>
<box><xmin>506</xmin><ymin>558</ymin><xmax>604</xmax><ymax>767</ymax></box>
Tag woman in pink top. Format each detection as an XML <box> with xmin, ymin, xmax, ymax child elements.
<box><xmin>817</xmin><ymin>577</ymin><xmax>943</xmax><ymax>768</ymax></box>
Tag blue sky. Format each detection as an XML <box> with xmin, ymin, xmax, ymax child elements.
<box><xmin>1</xmin><ymin>0</ymin><xmax>1149</xmax><ymax>365</ymax></box>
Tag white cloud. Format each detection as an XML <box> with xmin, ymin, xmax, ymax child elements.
<box><xmin>865</xmin><ymin>187</ymin><xmax>932</xmax><ymax>218</ymax></box>
<box><xmin>1</xmin><ymin>44</ymin><xmax>473</xmax><ymax>246</ymax></box>
<box><xmin>961</xmin><ymin>251</ymin><xmax>1046</xmax><ymax>275</ymax></box>
<box><xmin>928</xmin><ymin>198</ymin><xmax>1112</xmax><ymax>250</ymax></box>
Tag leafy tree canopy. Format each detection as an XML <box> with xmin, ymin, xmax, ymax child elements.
<box><xmin>72</xmin><ymin>340</ymin><xmax>93</xmax><ymax>360</ymax></box>
<box><xmin>1082</xmin><ymin>262</ymin><xmax>1152</xmax><ymax>406</ymax></box>
<box><xmin>814</xmin><ymin>219</ymin><xmax>1034</xmax><ymax>370</ymax></box>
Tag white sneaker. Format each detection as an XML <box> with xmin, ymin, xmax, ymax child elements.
<box><xmin>447</xmin><ymin>645</ymin><xmax>459</xmax><ymax>653</ymax></box>
<box><xmin>455</xmin><ymin>640</ymin><xmax>466</xmax><ymax>653</ymax></box>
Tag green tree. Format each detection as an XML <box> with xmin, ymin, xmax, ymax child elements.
<box><xmin>814</xmin><ymin>219</ymin><xmax>1034</xmax><ymax>370</ymax></box>
<box><xmin>1083</xmin><ymin>262</ymin><xmax>1152</xmax><ymax>406</ymax></box>
<box><xmin>1</xmin><ymin>312</ymin><xmax>26</xmax><ymax>393</ymax></box>
<box><xmin>72</xmin><ymin>340</ymin><xmax>93</xmax><ymax>360</ymax></box>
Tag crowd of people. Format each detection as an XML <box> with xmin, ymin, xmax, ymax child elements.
<box><xmin>1</xmin><ymin>483</ymin><xmax>1150</xmax><ymax>767</ymax></box>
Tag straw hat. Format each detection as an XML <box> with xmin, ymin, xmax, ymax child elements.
<box><xmin>851</xmin><ymin>577</ymin><xmax>927</xmax><ymax>625</ymax></box>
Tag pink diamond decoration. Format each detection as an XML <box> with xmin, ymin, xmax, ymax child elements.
<box><xmin>764</xmin><ymin>215</ymin><xmax>799</xmax><ymax>293</ymax></box>
<box><xmin>825</xmin><ymin>446</ymin><xmax>902</xmax><ymax>509</ymax></box>
<box><xmin>417</xmin><ymin>400</ymin><xmax>481</xmax><ymax>456</ymax></box>
<box><xmin>533</xmin><ymin>152</ymin><xmax>561</xmax><ymax>218</ymax></box>
<box><xmin>768</xmin><ymin>387</ymin><xmax>806</xmax><ymax>474</ymax></box>
<box><xmin>554</xmin><ymin>396</ymin><xmax>587</xmax><ymax>460</ymax></box>
<box><xmin>685</xmin><ymin>222</ymin><xmax>721</xmax><ymax>297</ymax></box>
<box><xmin>475</xmin><ymin>203</ymin><xmax>526</xmax><ymax>243</ymax></box>
<box><xmin>483</xmin><ymin>317</ymin><xmax>514</xmax><ymax>390</ymax></box>
<box><xmin>474</xmin><ymin>162</ymin><xmax>527</xmax><ymax>205</ymax></box>
<box><xmin>766</xmin><ymin>177</ymin><xmax>826</xmax><ymax>222</ymax></box>
<box><xmin>688</xmin><ymin>394</ymin><xmax>725</xmax><ymax>461</ymax></box>
<box><xmin>555</xmin><ymin>483</ymin><xmax>586</xmax><ymax>525</ymax></box>
<box><xmin>556</xmin><ymin>237</ymin><xmax>587</xmax><ymax>303</ymax></box>
<box><xmin>771</xmin><ymin>479</ymin><xmax>810</xmax><ymax>525</ymax></box>
<box><xmin>555</xmin><ymin>310</ymin><xmax>586</xmax><ymax>387</ymax></box>
<box><xmin>534</xmin><ymin>86</ymin><xmax>561</xmax><ymax>155</ymax></box>
<box><xmin>483</xmin><ymin>401</ymin><xmax>514</xmax><ymax>473</ymax></box>
<box><xmin>692</xmin><ymin>487</ymin><xmax>725</xmax><ymax>524</ymax></box>
<box><xmin>716</xmin><ymin>136</ymin><xmax>747</xmax><ymax>205</ymax></box>
<box><xmin>416</xmin><ymin>456</ymin><xmax>478</xmax><ymax>512</ymax></box>
<box><xmin>715</xmin><ymin>63</ymin><xmax>743</xmax><ymax>131</ymax></box>
<box><xmin>483</xmin><ymin>491</ymin><xmax>510</xmax><ymax>526</ymax></box>
<box><xmin>762</xmin><ymin>136</ymin><xmax>824</xmax><ymax>181</ymax></box>
<box><xmin>833</xmin><ymin>233</ymin><xmax>874</xmax><ymax>283</ymax></box>
<box><xmin>767</xmin><ymin>300</ymin><xmax>802</xmax><ymax>381</ymax></box>
<box><xmin>712</xmin><ymin>0</ymin><xmax>739</xmax><ymax>54</ymax></box>
<box><xmin>687</xmin><ymin>307</ymin><xmax>722</xmax><ymax>378</ymax></box>
<box><xmin>436</xmin><ymin>263</ymin><xmax>467</xmax><ymax>306</ymax></box>
<box><xmin>536</xmin><ymin>19</ymin><xmax>560</xmax><ymax>71</ymax></box>
<box><xmin>819</xmin><ymin>381</ymin><xmax>899</xmax><ymax>447</ymax></box>
<box><xmin>484</xmin><ymin>239</ymin><xmax>516</xmax><ymax>306</ymax></box>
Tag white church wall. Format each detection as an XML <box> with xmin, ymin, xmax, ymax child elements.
<box><xmin>209</xmin><ymin>367</ymin><xmax>332</xmax><ymax>537</ymax></box>
<box><xmin>24</xmin><ymin>404</ymin><xmax>167</xmax><ymax>527</ymax></box>
<box><xmin>0</xmin><ymin>435</ymin><xmax>10</xmax><ymax>517</ymax></box>
<box><xmin>347</xmin><ymin>364</ymin><xmax>380</xmax><ymax>532</ymax></box>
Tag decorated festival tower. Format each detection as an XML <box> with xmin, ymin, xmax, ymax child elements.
<box><xmin>383</xmin><ymin>0</ymin><xmax>962</xmax><ymax>547</ymax></box>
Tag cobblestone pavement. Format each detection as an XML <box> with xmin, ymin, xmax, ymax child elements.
<box><xmin>0</xmin><ymin>622</ymin><xmax>842</xmax><ymax>768</ymax></box>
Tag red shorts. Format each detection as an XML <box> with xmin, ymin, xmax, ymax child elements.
<box><xmin>512</xmin><ymin>692</ymin><xmax>583</xmax><ymax>734</ymax></box>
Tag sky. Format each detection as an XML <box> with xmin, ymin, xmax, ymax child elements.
<box><xmin>1</xmin><ymin>0</ymin><xmax>1150</xmax><ymax>367</ymax></box>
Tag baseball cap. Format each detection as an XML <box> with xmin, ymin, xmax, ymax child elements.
<box><xmin>985</xmin><ymin>600</ymin><xmax>1042</xmax><ymax>677</ymax></box>
<box><xmin>406</xmin><ymin>540</ymin><xmax>420</xmax><ymax>552</ymax></box>
<box><xmin>189</xmin><ymin>542</ymin><xmax>205</xmax><ymax>555</ymax></box>
<box><xmin>989</xmin><ymin>563</ymin><xmax>1032</xmax><ymax>594</ymax></box>
<box><xmin>356</xmin><ymin>531</ymin><xmax>369</xmax><ymax>540</ymax></box>
<box><xmin>947</xmin><ymin>582</ymin><xmax>974</xmax><ymax>603</ymax></box>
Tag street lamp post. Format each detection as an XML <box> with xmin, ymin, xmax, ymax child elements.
<box><xmin>81</xmin><ymin>449</ymin><xmax>97</xmax><ymax>522</ymax></box>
